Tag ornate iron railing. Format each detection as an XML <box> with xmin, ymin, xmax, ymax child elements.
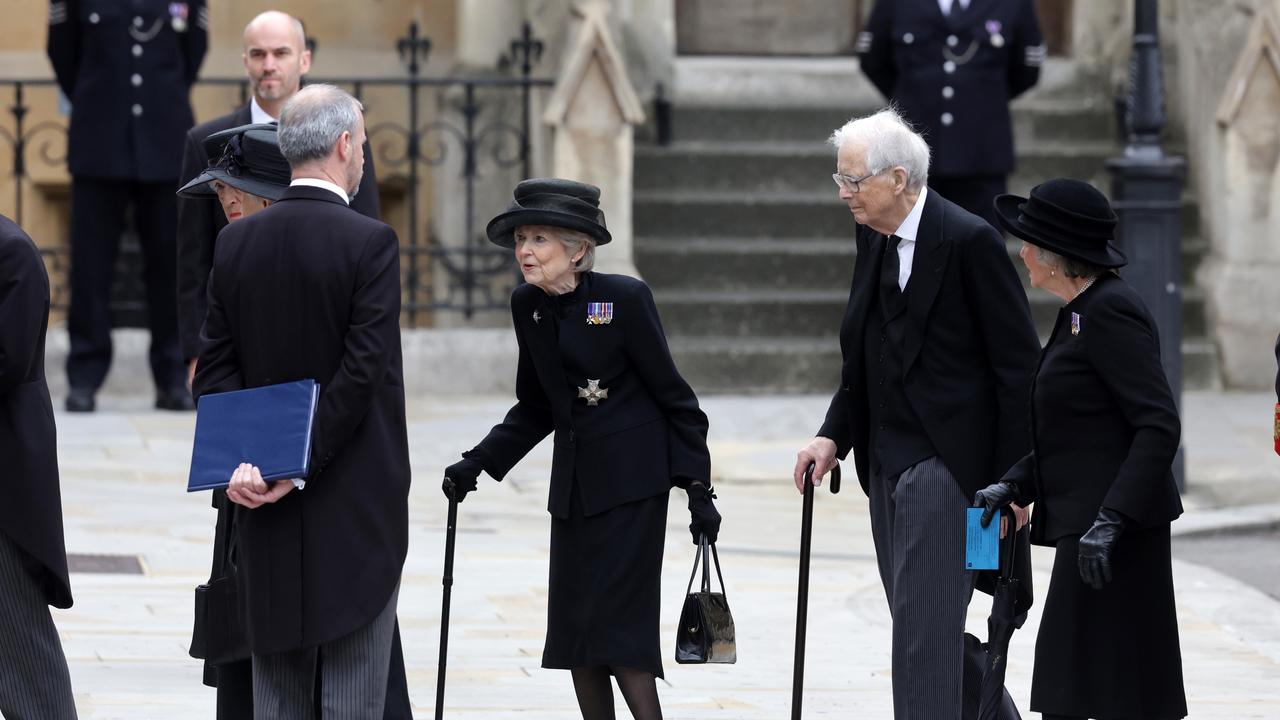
<box><xmin>0</xmin><ymin>21</ymin><xmax>551</xmax><ymax>325</ymax></box>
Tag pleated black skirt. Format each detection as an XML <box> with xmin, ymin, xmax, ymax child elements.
<box><xmin>1031</xmin><ymin>524</ymin><xmax>1187</xmax><ymax>720</ymax></box>
<box><xmin>542</xmin><ymin>485</ymin><xmax>669</xmax><ymax>678</ymax></box>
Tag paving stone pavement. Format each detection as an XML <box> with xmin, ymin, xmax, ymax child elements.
<box><xmin>46</xmin><ymin>391</ymin><xmax>1280</xmax><ymax>718</ymax></box>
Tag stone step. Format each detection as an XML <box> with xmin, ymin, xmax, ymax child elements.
<box><xmin>635</xmin><ymin>141</ymin><xmax>1118</xmax><ymax>196</ymax></box>
<box><xmin>634</xmin><ymin>189</ymin><xmax>1203</xmax><ymax>243</ymax></box>
<box><xmin>666</xmin><ymin>335</ymin><xmax>1220</xmax><ymax>393</ymax></box>
<box><xmin>651</xmin><ymin>286</ymin><xmax>1209</xmax><ymax>340</ymax></box>
<box><xmin>635</xmin><ymin>235</ymin><xmax>1206</xmax><ymax>291</ymax></box>
<box><xmin>667</xmin><ymin>98</ymin><xmax>1115</xmax><ymax>146</ymax></box>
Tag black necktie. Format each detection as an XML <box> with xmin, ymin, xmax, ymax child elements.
<box><xmin>881</xmin><ymin>234</ymin><xmax>903</xmax><ymax>309</ymax></box>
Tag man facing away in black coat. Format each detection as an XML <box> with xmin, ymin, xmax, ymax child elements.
<box><xmin>793</xmin><ymin>108</ymin><xmax>1039</xmax><ymax>719</ymax></box>
<box><xmin>0</xmin><ymin>214</ymin><xmax>78</xmax><ymax>718</ymax></box>
<box><xmin>192</xmin><ymin>84</ymin><xmax>409</xmax><ymax>718</ymax></box>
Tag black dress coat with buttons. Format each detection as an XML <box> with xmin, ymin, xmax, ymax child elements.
<box><xmin>47</xmin><ymin>0</ymin><xmax>207</xmax><ymax>181</ymax></box>
<box><xmin>818</xmin><ymin>190</ymin><xmax>1039</xmax><ymax>501</ymax></box>
<box><xmin>0</xmin><ymin>215</ymin><xmax>72</xmax><ymax>609</ymax></box>
<box><xmin>471</xmin><ymin>272</ymin><xmax>711</xmax><ymax>519</ymax></box>
<box><xmin>176</xmin><ymin>105</ymin><xmax>382</xmax><ymax>360</ymax></box>
<box><xmin>193</xmin><ymin>186</ymin><xmax>410</xmax><ymax>655</ymax></box>
<box><xmin>858</xmin><ymin>0</ymin><xmax>1042</xmax><ymax>178</ymax></box>
<box><xmin>1000</xmin><ymin>272</ymin><xmax>1183</xmax><ymax>545</ymax></box>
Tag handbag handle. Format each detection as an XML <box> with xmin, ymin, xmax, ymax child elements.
<box><xmin>999</xmin><ymin>507</ymin><xmax>1018</xmax><ymax>581</ymax></box>
<box><xmin>684</xmin><ymin>534</ymin><xmax>729</xmax><ymax>600</ymax></box>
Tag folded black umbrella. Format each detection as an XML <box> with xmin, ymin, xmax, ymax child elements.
<box><xmin>968</xmin><ymin>512</ymin><xmax>1028</xmax><ymax>720</ymax></box>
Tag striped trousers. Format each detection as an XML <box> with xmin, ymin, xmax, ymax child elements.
<box><xmin>869</xmin><ymin>456</ymin><xmax>975</xmax><ymax>720</ymax></box>
<box><xmin>252</xmin><ymin>584</ymin><xmax>399</xmax><ymax>719</ymax></box>
<box><xmin>0</xmin><ymin>531</ymin><xmax>77</xmax><ymax>720</ymax></box>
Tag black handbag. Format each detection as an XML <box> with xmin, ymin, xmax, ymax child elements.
<box><xmin>675</xmin><ymin>535</ymin><xmax>737</xmax><ymax>664</ymax></box>
<box><xmin>189</xmin><ymin>503</ymin><xmax>250</xmax><ymax>665</ymax></box>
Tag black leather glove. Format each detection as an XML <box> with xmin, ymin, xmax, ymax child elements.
<box><xmin>687</xmin><ymin>483</ymin><xmax>721</xmax><ymax>544</ymax></box>
<box><xmin>442</xmin><ymin>456</ymin><xmax>483</xmax><ymax>504</ymax></box>
<box><xmin>973</xmin><ymin>480</ymin><xmax>1020</xmax><ymax>528</ymax></box>
<box><xmin>1078</xmin><ymin>507</ymin><xmax>1130</xmax><ymax>590</ymax></box>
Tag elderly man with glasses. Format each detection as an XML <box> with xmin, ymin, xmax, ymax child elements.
<box><xmin>794</xmin><ymin>108</ymin><xmax>1039</xmax><ymax>719</ymax></box>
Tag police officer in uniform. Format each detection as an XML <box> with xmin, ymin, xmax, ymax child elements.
<box><xmin>857</xmin><ymin>0</ymin><xmax>1044</xmax><ymax>227</ymax></box>
<box><xmin>47</xmin><ymin>0</ymin><xmax>207</xmax><ymax>412</ymax></box>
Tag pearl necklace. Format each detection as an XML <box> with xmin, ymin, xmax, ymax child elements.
<box><xmin>1073</xmin><ymin>275</ymin><xmax>1099</xmax><ymax>300</ymax></box>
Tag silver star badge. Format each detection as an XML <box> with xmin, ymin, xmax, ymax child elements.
<box><xmin>532</xmin><ymin>310</ymin><xmax>541</xmax><ymax>324</ymax></box>
<box><xmin>577</xmin><ymin>379</ymin><xmax>609</xmax><ymax>406</ymax></box>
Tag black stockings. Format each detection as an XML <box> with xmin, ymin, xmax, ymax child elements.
<box><xmin>570</xmin><ymin>666</ymin><xmax>662</xmax><ymax>720</ymax></box>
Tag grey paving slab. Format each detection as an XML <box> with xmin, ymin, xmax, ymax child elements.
<box><xmin>41</xmin><ymin>391</ymin><xmax>1280</xmax><ymax>717</ymax></box>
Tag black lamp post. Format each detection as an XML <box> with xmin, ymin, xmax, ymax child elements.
<box><xmin>1106</xmin><ymin>0</ymin><xmax>1187</xmax><ymax>490</ymax></box>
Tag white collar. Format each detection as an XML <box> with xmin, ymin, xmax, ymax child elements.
<box><xmin>290</xmin><ymin>178</ymin><xmax>349</xmax><ymax>205</ymax></box>
<box><xmin>939</xmin><ymin>0</ymin><xmax>971</xmax><ymax>16</ymax></box>
<box><xmin>892</xmin><ymin>186</ymin><xmax>928</xmax><ymax>242</ymax></box>
<box><xmin>249</xmin><ymin>96</ymin><xmax>277</xmax><ymax>125</ymax></box>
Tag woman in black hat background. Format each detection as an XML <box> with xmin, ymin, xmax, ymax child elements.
<box><xmin>974</xmin><ymin>178</ymin><xmax>1187</xmax><ymax>720</ymax></box>
<box><xmin>442</xmin><ymin>178</ymin><xmax>721</xmax><ymax>720</ymax></box>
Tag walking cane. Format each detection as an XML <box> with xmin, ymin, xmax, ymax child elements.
<box><xmin>792</xmin><ymin>460</ymin><xmax>841</xmax><ymax>720</ymax></box>
<box><xmin>435</xmin><ymin>495</ymin><xmax>459</xmax><ymax>720</ymax></box>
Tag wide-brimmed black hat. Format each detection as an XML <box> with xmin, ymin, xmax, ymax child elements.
<box><xmin>994</xmin><ymin>178</ymin><xmax>1127</xmax><ymax>269</ymax></box>
<box><xmin>177</xmin><ymin>123</ymin><xmax>291</xmax><ymax>201</ymax></box>
<box><xmin>486</xmin><ymin>178</ymin><xmax>612</xmax><ymax>248</ymax></box>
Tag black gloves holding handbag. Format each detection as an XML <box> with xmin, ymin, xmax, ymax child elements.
<box><xmin>442</xmin><ymin>455</ymin><xmax>484</xmax><ymax>503</ymax></box>
<box><xmin>687</xmin><ymin>482</ymin><xmax>721</xmax><ymax>544</ymax></box>
<box><xmin>1078</xmin><ymin>507</ymin><xmax>1131</xmax><ymax>590</ymax></box>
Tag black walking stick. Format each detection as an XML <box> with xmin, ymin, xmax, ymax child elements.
<box><xmin>435</xmin><ymin>495</ymin><xmax>459</xmax><ymax>720</ymax></box>
<box><xmin>792</xmin><ymin>460</ymin><xmax>841</xmax><ymax>720</ymax></box>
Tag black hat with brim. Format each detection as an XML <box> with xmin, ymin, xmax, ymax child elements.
<box><xmin>486</xmin><ymin>178</ymin><xmax>612</xmax><ymax>248</ymax></box>
<box><xmin>177</xmin><ymin>124</ymin><xmax>291</xmax><ymax>202</ymax></box>
<box><xmin>993</xmin><ymin>178</ymin><xmax>1127</xmax><ymax>269</ymax></box>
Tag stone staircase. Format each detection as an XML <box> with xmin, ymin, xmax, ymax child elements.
<box><xmin>634</xmin><ymin>66</ymin><xmax>1215</xmax><ymax>394</ymax></box>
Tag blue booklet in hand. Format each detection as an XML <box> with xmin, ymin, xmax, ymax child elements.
<box><xmin>965</xmin><ymin>507</ymin><xmax>1000</xmax><ymax>571</ymax></box>
<box><xmin>187</xmin><ymin>379</ymin><xmax>320</xmax><ymax>492</ymax></box>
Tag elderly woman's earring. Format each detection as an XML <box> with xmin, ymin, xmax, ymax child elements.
<box><xmin>1050</xmin><ymin>270</ymin><xmax>1056</xmax><ymax>277</ymax></box>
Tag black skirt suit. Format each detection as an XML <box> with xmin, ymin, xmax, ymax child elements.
<box><xmin>468</xmin><ymin>271</ymin><xmax>711</xmax><ymax>677</ymax></box>
<box><xmin>1002</xmin><ymin>272</ymin><xmax>1187</xmax><ymax>719</ymax></box>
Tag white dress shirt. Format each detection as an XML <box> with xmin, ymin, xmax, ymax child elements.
<box><xmin>890</xmin><ymin>187</ymin><xmax>928</xmax><ymax>292</ymax></box>
<box><xmin>938</xmin><ymin>0</ymin><xmax>971</xmax><ymax>16</ymax></box>
<box><xmin>250</xmin><ymin>96</ymin><xmax>277</xmax><ymax>125</ymax></box>
<box><xmin>290</xmin><ymin>178</ymin><xmax>350</xmax><ymax>205</ymax></box>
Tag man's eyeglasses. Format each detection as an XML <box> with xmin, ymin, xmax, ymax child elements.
<box><xmin>832</xmin><ymin>170</ymin><xmax>884</xmax><ymax>193</ymax></box>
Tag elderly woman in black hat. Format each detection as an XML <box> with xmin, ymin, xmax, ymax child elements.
<box><xmin>442</xmin><ymin>178</ymin><xmax>721</xmax><ymax>720</ymax></box>
<box><xmin>974</xmin><ymin>179</ymin><xmax>1187</xmax><ymax>720</ymax></box>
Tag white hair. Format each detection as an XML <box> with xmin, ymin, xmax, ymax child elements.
<box><xmin>829</xmin><ymin>107</ymin><xmax>931</xmax><ymax>192</ymax></box>
<box><xmin>1034</xmin><ymin>246</ymin><xmax>1105</xmax><ymax>279</ymax></box>
<box><xmin>278</xmin><ymin>84</ymin><xmax>363</xmax><ymax>167</ymax></box>
<box><xmin>557</xmin><ymin>228</ymin><xmax>596</xmax><ymax>274</ymax></box>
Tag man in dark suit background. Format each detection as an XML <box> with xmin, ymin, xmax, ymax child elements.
<box><xmin>177</xmin><ymin>9</ymin><xmax>380</xmax><ymax>388</ymax></box>
<box><xmin>192</xmin><ymin>84</ymin><xmax>408</xmax><ymax>718</ymax></box>
<box><xmin>0</xmin><ymin>214</ymin><xmax>77</xmax><ymax>718</ymax></box>
<box><xmin>48</xmin><ymin>0</ymin><xmax>208</xmax><ymax>412</ymax></box>
<box><xmin>857</xmin><ymin>0</ymin><xmax>1043</xmax><ymax>227</ymax></box>
<box><xmin>793</xmin><ymin>108</ymin><xmax>1039</xmax><ymax>719</ymax></box>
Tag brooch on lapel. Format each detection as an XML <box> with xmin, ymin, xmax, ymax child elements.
<box><xmin>578</xmin><ymin>379</ymin><xmax>609</xmax><ymax>406</ymax></box>
<box><xmin>532</xmin><ymin>310</ymin><xmax>541</xmax><ymax>324</ymax></box>
<box><xmin>1071</xmin><ymin>312</ymin><xmax>1082</xmax><ymax>336</ymax></box>
<box><xmin>586</xmin><ymin>302</ymin><xmax>614</xmax><ymax>325</ymax></box>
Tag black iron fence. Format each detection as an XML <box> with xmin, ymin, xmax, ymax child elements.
<box><xmin>0</xmin><ymin>21</ymin><xmax>552</xmax><ymax>325</ymax></box>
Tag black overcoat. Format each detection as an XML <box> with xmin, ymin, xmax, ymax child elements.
<box><xmin>472</xmin><ymin>272</ymin><xmax>711</xmax><ymax>519</ymax></box>
<box><xmin>858</xmin><ymin>0</ymin><xmax>1042</xmax><ymax>177</ymax></box>
<box><xmin>47</xmin><ymin>0</ymin><xmax>207</xmax><ymax>181</ymax></box>
<box><xmin>193</xmin><ymin>185</ymin><xmax>409</xmax><ymax>655</ymax></box>
<box><xmin>818</xmin><ymin>190</ymin><xmax>1039</xmax><ymax>500</ymax></box>
<box><xmin>0</xmin><ymin>215</ymin><xmax>72</xmax><ymax>609</ymax></box>
<box><xmin>1001</xmin><ymin>272</ymin><xmax>1183</xmax><ymax>544</ymax></box>
<box><xmin>176</xmin><ymin>105</ymin><xmax>382</xmax><ymax>360</ymax></box>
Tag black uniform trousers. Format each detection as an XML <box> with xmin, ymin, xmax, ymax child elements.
<box><xmin>66</xmin><ymin>176</ymin><xmax>184</xmax><ymax>392</ymax></box>
<box><xmin>928</xmin><ymin>175</ymin><xmax>1006</xmax><ymax>230</ymax></box>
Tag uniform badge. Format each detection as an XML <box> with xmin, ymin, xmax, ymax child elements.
<box><xmin>1071</xmin><ymin>312</ymin><xmax>1082</xmax><ymax>336</ymax></box>
<box><xmin>986</xmin><ymin>20</ymin><xmax>1004</xmax><ymax>48</ymax></box>
<box><xmin>169</xmin><ymin>2</ymin><xmax>189</xmax><ymax>32</ymax></box>
<box><xmin>586</xmin><ymin>302</ymin><xmax>613</xmax><ymax>325</ymax></box>
<box><xmin>577</xmin><ymin>379</ymin><xmax>609</xmax><ymax>406</ymax></box>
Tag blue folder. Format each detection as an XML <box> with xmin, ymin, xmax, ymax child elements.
<box><xmin>187</xmin><ymin>379</ymin><xmax>320</xmax><ymax>492</ymax></box>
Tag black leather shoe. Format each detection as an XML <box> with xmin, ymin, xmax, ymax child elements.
<box><xmin>65</xmin><ymin>387</ymin><xmax>96</xmax><ymax>413</ymax></box>
<box><xmin>155</xmin><ymin>387</ymin><xmax>196</xmax><ymax>411</ymax></box>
